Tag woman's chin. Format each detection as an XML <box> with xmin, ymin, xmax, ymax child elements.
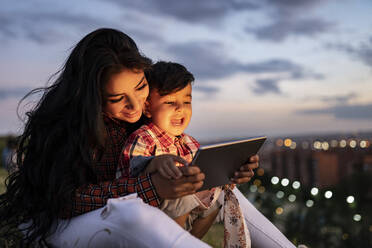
<box><xmin>117</xmin><ymin>114</ymin><xmax>142</xmax><ymax>123</ymax></box>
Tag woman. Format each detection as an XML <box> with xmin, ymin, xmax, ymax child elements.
<box><xmin>0</xmin><ymin>28</ymin><xmax>294</xmax><ymax>247</ymax></box>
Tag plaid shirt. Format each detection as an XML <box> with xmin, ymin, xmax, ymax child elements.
<box><xmin>117</xmin><ymin>122</ymin><xmax>200</xmax><ymax>179</ymax></box>
<box><xmin>60</xmin><ymin>116</ymin><xmax>160</xmax><ymax>219</ymax></box>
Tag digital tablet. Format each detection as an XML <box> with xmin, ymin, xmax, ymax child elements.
<box><xmin>190</xmin><ymin>136</ymin><xmax>267</xmax><ymax>191</ymax></box>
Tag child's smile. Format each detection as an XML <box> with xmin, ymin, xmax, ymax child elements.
<box><xmin>145</xmin><ymin>84</ymin><xmax>192</xmax><ymax>137</ymax></box>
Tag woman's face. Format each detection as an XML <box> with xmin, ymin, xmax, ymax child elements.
<box><xmin>103</xmin><ymin>69</ymin><xmax>149</xmax><ymax>123</ymax></box>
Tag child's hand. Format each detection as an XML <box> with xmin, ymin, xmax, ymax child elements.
<box><xmin>146</xmin><ymin>154</ymin><xmax>185</xmax><ymax>179</ymax></box>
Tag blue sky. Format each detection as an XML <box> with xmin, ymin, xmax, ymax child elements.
<box><xmin>1</xmin><ymin>0</ymin><xmax>371</xmax><ymax>140</ymax></box>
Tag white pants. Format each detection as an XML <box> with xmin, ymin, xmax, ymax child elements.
<box><xmin>231</xmin><ymin>188</ymin><xmax>296</xmax><ymax>248</ymax></box>
<box><xmin>49</xmin><ymin>195</ymin><xmax>210</xmax><ymax>248</ymax></box>
<box><xmin>50</xmin><ymin>190</ymin><xmax>295</xmax><ymax>248</ymax></box>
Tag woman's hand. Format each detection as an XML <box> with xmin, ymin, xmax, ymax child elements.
<box><xmin>151</xmin><ymin>165</ymin><xmax>205</xmax><ymax>199</ymax></box>
<box><xmin>230</xmin><ymin>154</ymin><xmax>259</xmax><ymax>184</ymax></box>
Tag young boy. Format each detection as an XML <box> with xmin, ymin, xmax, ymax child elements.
<box><xmin>117</xmin><ymin>62</ymin><xmax>250</xmax><ymax>246</ymax></box>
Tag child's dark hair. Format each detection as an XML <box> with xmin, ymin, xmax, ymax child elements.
<box><xmin>145</xmin><ymin>61</ymin><xmax>194</xmax><ymax>96</ymax></box>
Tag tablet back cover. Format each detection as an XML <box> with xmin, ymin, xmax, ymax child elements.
<box><xmin>192</xmin><ymin>136</ymin><xmax>266</xmax><ymax>191</ymax></box>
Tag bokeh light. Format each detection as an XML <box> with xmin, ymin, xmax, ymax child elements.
<box><xmin>275</xmin><ymin>207</ymin><xmax>284</xmax><ymax>215</ymax></box>
<box><xmin>288</xmin><ymin>194</ymin><xmax>296</xmax><ymax>202</ymax></box>
<box><xmin>346</xmin><ymin>196</ymin><xmax>354</xmax><ymax>204</ymax></box>
<box><xmin>353</xmin><ymin>214</ymin><xmax>361</xmax><ymax>222</ymax></box>
<box><xmin>306</xmin><ymin>200</ymin><xmax>314</xmax><ymax>207</ymax></box>
<box><xmin>271</xmin><ymin>176</ymin><xmax>279</xmax><ymax>185</ymax></box>
<box><xmin>281</xmin><ymin>178</ymin><xmax>289</xmax><ymax>186</ymax></box>
<box><xmin>276</xmin><ymin>191</ymin><xmax>285</xmax><ymax>199</ymax></box>
<box><xmin>311</xmin><ymin>187</ymin><xmax>319</xmax><ymax>196</ymax></box>
<box><xmin>324</xmin><ymin>190</ymin><xmax>333</xmax><ymax>199</ymax></box>
<box><xmin>292</xmin><ymin>181</ymin><xmax>301</xmax><ymax>189</ymax></box>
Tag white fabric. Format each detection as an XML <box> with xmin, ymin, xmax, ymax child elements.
<box><xmin>49</xmin><ymin>194</ymin><xmax>211</xmax><ymax>248</ymax></box>
<box><xmin>49</xmin><ymin>190</ymin><xmax>296</xmax><ymax>248</ymax></box>
<box><xmin>230</xmin><ymin>188</ymin><xmax>296</xmax><ymax>248</ymax></box>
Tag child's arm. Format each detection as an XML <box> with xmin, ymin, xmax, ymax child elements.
<box><xmin>144</xmin><ymin>154</ymin><xmax>185</xmax><ymax>179</ymax></box>
<box><xmin>117</xmin><ymin>134</ymin><xmax>155</xmax><ymax>178</ymax></box>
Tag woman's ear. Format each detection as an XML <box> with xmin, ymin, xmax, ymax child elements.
<box><xmin>143</xmin><ymin>100</ymin><xmax>152</xmax><ymax>118</ymax></box>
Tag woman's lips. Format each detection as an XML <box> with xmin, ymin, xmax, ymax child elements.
<box><xmin>123</xmin><ymin>111</ymin><xmax>140</xmax><ymax>118</ymax></box>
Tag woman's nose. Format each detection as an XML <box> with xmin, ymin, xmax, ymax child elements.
<box><xmin>125</xmin><ymin>96</ymin><xmax>141</xmax><ymax>111</ymax></box>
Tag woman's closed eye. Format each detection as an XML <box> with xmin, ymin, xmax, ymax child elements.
<box><xmin>164</xmin><ymin>101</ymin><xmax>175</xmax><ymax>105</ymax></box>
<box><xmin>136</xmin><ymin>82</ymin><xmax>148</xmax><ymax>91</ymax></box>
<box><xmin>108</xmin><ymin>96</ymin><xmax>124</xmax><ymax>103</ymax></box>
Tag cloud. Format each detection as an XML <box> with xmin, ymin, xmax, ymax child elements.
<box><xmin>167</xmin><ymin>41</ymin><xmax>322</xmax><ymax>81</ymax></box>
<box><xmin>248</xmin><ymin>18</ymin><xmax>334</xmax><ymax>42</ymax></box>
<box><xmin>326</xmin><ymin>38</ymin><xmax>372</xmax><ymax>68</ymax></box>
<box><xmin>0</xmin><ymin>9</ymin><xmax>107</xmax><ymax>44</ymax></box>
<box><xmin>320</xmin><ymin>93</ymin><xmax>357</xmax><ymax>104</ymax></box>
<box><xmin>253</xmin><ymin>78</ymin><xmax>281</xmax><ymax>94</ymax></box>
<box><xmin>245</xmin><ymin>0</ymin><xmax>335</xmax><ymax>42</ymax></box>
<box><xmin>193</xmin><ymin>85</ymin><xmax>219</xmax><ymax>95</ymax></box>
<box><xmin>296</xmin><ymin>103</ymin><xmax>372</xmax><ymax>120</ymax></box>
<box><xmin>105</xmin><ymin>0</ymin><xmax>259</xmax><ymax>23</ymax></box>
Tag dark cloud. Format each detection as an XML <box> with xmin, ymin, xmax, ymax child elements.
<box><xmin>105</xmin><ymin>0</ymin><xmax>259</xmax><ymax>23</ymax></box>
<box><xmin>248</xmin><ymin>18</ymin><xmax>334</xmax><ymax>42</ymax></box>
<box><xmin>253</xmin><ymin>78</ymin><xmax>281</xmax><ymax>94</ymax></box>
<box><xmin>320</xmin><ymin>93</ymin><xmax>357</xmax><ymax>104</ymax></box>
<box><xmin>296</xmin><ymin>103</ymin><xmax>372</xmax><ymax>120</ymax></box>
<box><xmin>326</xmin><ymin>38</ymin><xmax>372</xmax><ymax>68</ymax></box>
<box><xmin>0</xmin><ymin>87</ymin><xmax>30</xmax><ymax>100</ymax></box>
<box><xmin>245</xmin><ymin>0</ymin><xmax>335</xmax><ymax>42</ymax></box>
<box><xmin>0</xmin><ymin>9</ymin><xmax>163</xmax><ymax>45</ymax></box>
<box><xmin>193</xmin><ymin>85</ymin><xmax>219</xmax><ymax>95</ymax></box>
<box><xmin>0</xmin><ymin>10</ymin><xmax>106</xmax><ymax>44</ymax></box>
<box><xmin>167</xmin><ymin>42</ymin><xmax>323</xmax><ymax>80</ymax></box>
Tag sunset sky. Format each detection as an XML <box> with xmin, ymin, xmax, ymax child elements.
<box><xmin>1</xmin><ymin>0</ymin><xmax>372</xmax><ymax>141</ymax></box>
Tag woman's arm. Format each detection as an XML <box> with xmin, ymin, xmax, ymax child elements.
<box><xmin>61</xmin><ymin>174</ymin><xmax>160</xmax><ymax>218</ymax></box>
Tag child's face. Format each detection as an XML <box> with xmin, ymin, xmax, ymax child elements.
<box><xmin>145</xmin><ymin>84</ymin><xmax>192</xmax><ymax>137</ymax></box>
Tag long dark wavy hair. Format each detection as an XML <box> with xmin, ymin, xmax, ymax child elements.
<box><xmin>0</xmin><ymin>28</ymin><xmax>151</xmax><ymax>246</ymax></box>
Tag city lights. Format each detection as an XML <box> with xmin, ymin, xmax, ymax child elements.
<box><xmin>292</xmin><ymin>181</ymin><xmax>301</xmax><ymax>189</ymax></box>
<box><xmin>330</xmin><ymin>140</ymin><xmax>338</xmax><ymax>148</ymax></box>
<box><xmin>249</xmin><ymin>185</ymin><xmax>257</xmax><ymax>192</ymax></box>
<box><xmin>290</xmin><ymin>141</ymin><xmax>297</xmax><ymax>149</ymax></box>
<box><xmin>325</xmin><ymin>191</ymin><xmax>333</xmax><ymax>199</ymax></box>
<box><xmin>353</xmin><ymin>214</ymin><xmax>362</xmax><ymax>222</ymax></box>
<box><xmin>276</xmin><ymin>139</ymin><xmax>284</xmax><ymax>147</ymax></box>
<box><xmin>311</xmin><ymin>187</ymin><xmax>319</xmax><ymax>196</ymax></box>
<box><xmin>271</xmin><ymin>176</ymin><xmax>279</xmax><ymax>185</ymax></box>
<box><xmin>313</xmin><ymin>141</ymin><xmax>321</xmax><ymax>150</ymax></box>
<box><xmin>258</xmin><ymin>186</ymin><xmax>266</xmax><ymax>194</ymax></box>
<box><xmin>321</xmin><ymin>141</ymin><xmax>329</xmax><ymax>151</ymax></box>
<box><xmin>276</xmin><ymin>191</ymin><xmax>285</xmax><ymax>199</ymax></box>
<box><xmin>275</xmin><ymin>207</ymin><xmax>284</xmax><ymax>215</ymax></box>
<box><xmin>288</xmin><ymin>194</ymin><xmax>296</xmax><ymax>202</ymax></box>
<box><xmin>340</xmin><ymin>139</ymin><xmax>347</xmax><ymax>148</ymax></box>
<box><xmin>360</xmin><ymin>140</ymin><xmax>367</xmax><ymax>148</ymax></box>
<box><xmin>306</xmin><ymin>200</ymin><xmax>314</xmax><ymax>207</ymax></box>
<box><xmin>284</xmin><ymin>138</ymin><xmax>292</xmax><ymax>147</ymax></box>
<box><xmin>281</xmin><ymin>178</ymin><xmax>289</xmax><ymax>186</ymax></box>
<box><xmin>346</xmin><ymin>196</ymin><xmax>355</xmax><ymax>204</ymax></box>
<box><xmin>253</xmin><ymin>179</ymin><xmax>261</xmax><ymax>186</ymax></box>
<box><xmin>349</xmin><ymin>140</ymin><xmax>357</xmax><ymax>148</ymax></box>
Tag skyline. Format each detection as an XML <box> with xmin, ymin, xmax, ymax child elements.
<box><xmin>1</xmin><ymin>0</ymin><xmax>372</xmax><ymax>140</ymax></box>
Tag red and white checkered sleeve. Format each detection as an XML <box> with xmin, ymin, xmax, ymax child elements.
<box><xmin>117</xmin><ymin>131</ymin><xmax>155</xmax><ymax>179</ymax></box>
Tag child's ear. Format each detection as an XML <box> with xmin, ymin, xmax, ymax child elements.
<box><xmin>143</xmin><ymin>100</ymin><xmax>152</xmax><ymax>118</ymax></box>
